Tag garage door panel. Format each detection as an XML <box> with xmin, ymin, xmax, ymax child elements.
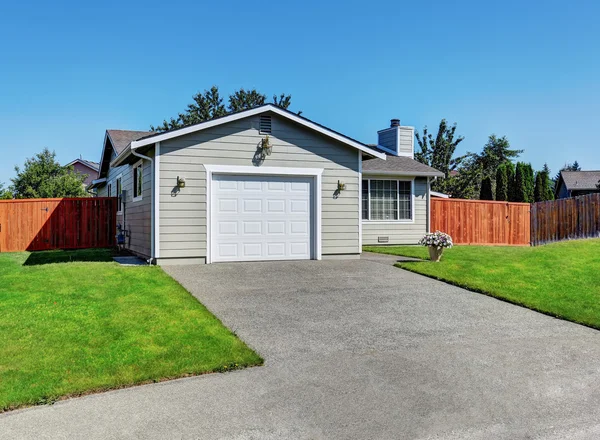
<box><xmin>211</xmin><ymin>174</ymin><xmax>313</xmax><ymax>262</ymax></box>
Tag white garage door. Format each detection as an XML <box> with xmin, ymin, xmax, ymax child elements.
<box><xmin>211</xmin><ymin>174</ymin><xmax>313</xmax><ymax>262</ymax></box>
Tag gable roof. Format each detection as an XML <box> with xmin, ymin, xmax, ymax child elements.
<box><xmin>107</xmin><ymin>129</ymin><xmax>153</xmax><ymax>155</ymax></box>
<box><xmin>66</xmin><ymin>158</ymin><xmax>99</xmax><ymax>172</ymax></box>
<box><xmin>111</xmin><ymin>104</ymin><xmax>385</xmax><ymax>166</ymax></box>
<box><xmin>559</xmin><ymin>170</ymin><xmax>600</xmax><ymax>191</ymax></box>
<box><xmin>362</xmin><ymin>155</ymin><xmax>444</xmax><ymax>177</ymax></box>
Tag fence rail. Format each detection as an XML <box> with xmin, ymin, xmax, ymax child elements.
<box><xmin>531</xmin><ymin>193</ymin><xmax>600</xmax><ymax>246</ymax></box>
<box><xmin>431</xmin><ymin>198</ymin><xmax>531</xmax><ymax>246</ymax></box>
<box><xmin>0</xmin><ymin>198</ymin><xmax>117</xmax><ymax>252</ymax></box>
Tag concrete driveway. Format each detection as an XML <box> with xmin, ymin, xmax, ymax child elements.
<box><xmin>3</xmin><ymin>255</ymin><xmax>600</xmax><ymax>439</ymax></box>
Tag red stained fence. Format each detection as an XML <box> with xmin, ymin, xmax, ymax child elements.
<box><xmin>431</xmin><ymin>198</ymin><xmax>531</xmax><ymax>246</ymax></box>
<box><xmin>531</xmin><ymin>193</ymin><xmax>600</xmax><ymax>246</ymax></box>
<box><xmin>0</xmin><ymin>198</ymin><xmax>117</xmax><ymax>252</ymax></box>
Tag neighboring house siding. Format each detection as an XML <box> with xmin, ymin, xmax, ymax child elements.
<box><xmin>72</xmin><ymin>162</ymin><xmax>98</xmax><ymax>186</ymax></box>
<box><xmin>98</xmin><ymin>149</ymin><xmax>154</xmax><ymax>258</ymax></box>
<box><xmin>362</xmin><ymin>176</ymin><xmax>428</xmax><ymax>245</ymax></box>
<box><xmin>557</xmin><ymin>182</ymin><xmax>569</xmax><ymax>199</ymax></box>
<box><xmin>398</xmin><ymin>126</ymin><xmax>413</xmax><ymax>156</ymax></box>
<box><xmin>159</xmin><ymin>113</ymin><xmax>360</xmax><ymax>261</ymax></box>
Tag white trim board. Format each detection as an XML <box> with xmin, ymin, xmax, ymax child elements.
<box><xmin>130</xmin><ymin>104</ymin><xmax>386</xmax><ymax>160</ymax></box>
<box><xmin>204</xmin><ymin>165</ymin><xmax>323</xmax><ymax>264</ymax></box>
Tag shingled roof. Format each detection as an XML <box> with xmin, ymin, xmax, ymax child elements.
<box><xmin>107</xmin><ymin>129</ymin><xmax>153</xmax><ymax>155</ymax></box>
<box><xmin>362</xmin><ymin>155</ymin><xmax>444</xmax><ymax>177</ymax></box>
<box><xmin>560</xmin><ymin>171</ymin><xmax>600</xmax><ymax>191</ymax></box>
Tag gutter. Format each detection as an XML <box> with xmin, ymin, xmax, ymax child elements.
<box><xmin>362</xmin><ymin>170</ymin><xmax>445</xmax><ymax>178</ymax></box>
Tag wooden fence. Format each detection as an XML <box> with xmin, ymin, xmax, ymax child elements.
<box><xmin>431</xmin><ymin>198</ymin><xmax>531</xmax><ymax>246</ymax></box>
<box><xmin>531</xmin><ymin>193</ymin><xmax>600</xmax><ymax>245</ymax></box>
<box><xmin>0</xmin><ymin>198</ymin><xmax>117</xmax><ymax>252</ymax></box>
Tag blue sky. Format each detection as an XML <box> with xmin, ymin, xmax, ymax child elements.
<box><xmin>1</xmin><ymin>0</ymin><xmax>598</xmax><ymax>184</ymax></box>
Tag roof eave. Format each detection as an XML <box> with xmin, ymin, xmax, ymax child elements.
<box><xmin>362</xmin><ymin>170</ymin><xmax>444</xmax><ymax>177</ymax></box>
<box><xmin>130</xmin><ymin>104</ymin><xmax>386</xmax><ymax>160</ymax></box>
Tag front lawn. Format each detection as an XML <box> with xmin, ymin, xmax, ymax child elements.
<box><xmin>364</xmin><ymin>240</ymin><xmax>600</xmax><ymax>329</ymax></box>
<box><xmin>0</xmin><ymin>249</ymin><xmax>263</xmax><ymax>412</ymax></box>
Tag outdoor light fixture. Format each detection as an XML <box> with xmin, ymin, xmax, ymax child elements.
<box><xmin>177</xmin><ymin>176</ymin><xmax>186</xmax><ymax>188</ymax></box>
<box><xmin>337</xmin><ymin>180</ymin><xmax>346</xmax><ymax>191</ymax></box>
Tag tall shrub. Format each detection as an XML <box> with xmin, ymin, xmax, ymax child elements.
<box><xmin>480</xmin><ymin>176</ymin><xmax>494</xmax><ymax>200</ymax></box>
<box><xmin>534</xmin><ymin>172</ymin><xmax>544</xmax><ymax>202</ymax></box>
<box><xmin>514</xmin><ymin>162</ymin><xmax>526</xmax><ymax>202</ymax></box>
<box><xmin>506</xmin><ymin>162</ymin><xmax>517</xmax><ymax>202</ymax></box>
<box><xmin>523</xmin><ymin>163</ymin><xmax>535</xmax><ymax>203</ymax></box>
<box><xmin>495</xmin><ymin>164</ymin><xmax>508</xmax><ymax>201</ymax></box>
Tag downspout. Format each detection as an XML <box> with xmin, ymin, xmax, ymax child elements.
<box><xmin>426</xmin><ymin>176</ymin><xmax>436</xmax><ymax>233</ymax></box>
<box><xmin>131</xmin><ymin>147</ymin><xmax>155</xmax><ymax>265</ymax></box>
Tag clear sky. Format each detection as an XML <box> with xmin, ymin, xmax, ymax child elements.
<box><xmin>1</xmin><ymin>0</ymin><xmax>598</xmax><ymax>184</ymax></box>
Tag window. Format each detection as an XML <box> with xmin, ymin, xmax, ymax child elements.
<box><xmin>107</xmin><ymin>182</ymin><xmax>112</xmax><ymax>198</ymax></box>
<box><xmin>362</xmin><ymin>179</ymin><xmax>413</xmax><ymax>221</ymax></box>
<box><xmin>116</xmin><ymin>176</ymin><xmax>122</xmax><ymax>212</ymax></box>
<box><xmin>133</xmin><ymin>161</ymin><xmax>143</xmax><ymax>201</ymax></box>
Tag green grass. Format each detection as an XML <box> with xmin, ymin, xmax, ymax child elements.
<box><xmin>0</xmin><ymin>249</ymin><xmax>263</xmax><ymax>412</ymax></box>
<box><xmin>365</xmin><ymin>240</ymin><xmax>600</xmax><ymax>330</ymax></box>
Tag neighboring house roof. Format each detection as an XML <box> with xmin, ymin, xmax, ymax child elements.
<box><xmin>66</xmin><ymin>158</ymin><xmax>100</xmax><ymax>172</ymax></box>
<box><xmin>362</xmin><ymin>155</ymin><xmax>444</xmax><ymax>177</ymax></box>
<box><xmin>559</xmin><ymin>171</ymin><xmax>600</xmax><ymax>191</ymax></box>
<box><xmin>112</xmin><ymin>104</ymin><xmax>385</xmax><ymax>167</ymax></box>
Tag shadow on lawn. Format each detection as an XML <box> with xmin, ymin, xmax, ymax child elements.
<box><xmin>23</xmin><ymin>249</ymin><xmax>115</xmax><ymax>266</ymax></box>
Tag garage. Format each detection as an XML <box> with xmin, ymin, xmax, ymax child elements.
<box><xmin>210</xmin><ymin>173</ymin><xmax>315</xmax><ymax>263</ymax></box>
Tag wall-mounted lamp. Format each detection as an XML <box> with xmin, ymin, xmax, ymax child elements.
<box><xmin>177</xmin><ymin>176</ymin><xmax>186</xmax><ymax>188</ymax></box>
<box><xmin>337</xmin><ymin>180</ymin><xmax>346</xmax><ymax>191</ymax></box>
<box><xmin>261</xmin><ymin>135</ymin><xmax>273</xmax><ymax>156</ymax></box>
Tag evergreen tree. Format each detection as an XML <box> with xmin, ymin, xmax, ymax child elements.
<box><xmin>514</xmin><ymin>162</ymin><xmax>526</xmax><ymax>202</ymax></box>
<box><xmin>534</xmin><ymin>172</ymin><xmax>544</xmax><ymax>202</ymax></box>
<box><xmin>480</xmin><ymin>176</ymin><xmax>494</xmax><ymax>200</ymax></box>
<box><xmin>151</xmin><ymin>86</ymin><xmax>294</xmax><ymax>132</ymax></box>
<box><xmin>541</xmin><ymin>163</ymin><xmax>554</xmax><ymax>201</ymax></box>
<box><xmin>506</xmin><ymin>162</ymin><xmax>517</xmax><ymax>202</ymax></box>
<box><xmin>520</xmin><ymin>163</ymin><xmax>535</xmax><ymax>203</ymax></box>
<box><xmin>495</xmin><ymin>164</ymin><xmax>508</xmax><ymax>201</ymax></box>
<box><xmin>477</xmin><ymin>135</ymin><xmax>523</xmax><ymax>180</ymax></box>
<box><xmin>10</xmin><ymin>148</ymin><xmax>87</xmax><ymax>199</ymax></box>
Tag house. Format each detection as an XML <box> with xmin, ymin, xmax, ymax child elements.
<box><xmin>555</xmin><ymin>170</ymin><xmax>600</xmax><ymax>199</ymax></box>
<box><xmin>89</xmin><ymin>105</ymin><xmax>442</xmax><ymax>265</ymax></box>
<box><xmin>66</xmin><ymin>158</ymin><xmax>99</xmax><ymax>187</ymax></box>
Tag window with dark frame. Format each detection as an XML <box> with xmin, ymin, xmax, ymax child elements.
<box><xmin>133</xmin><ymin>163</ymin><xmax>143</xmax><ymax>199</ymax></box>
<box><xmin>361</xmin><ymin>179</ymin><xmax>412</xmax><ymax>221</ymax></box>
<box><xmin>116</xmin><ymin>176</ymin><xmax>122</xmax><ymax>212</ymax></box>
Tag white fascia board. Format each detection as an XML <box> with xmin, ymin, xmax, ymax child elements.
<box><xmin>130</xmin><ymin>104</ymin><xmax>386</xmax><ymax>160</ymax></box>
<box><xmin>362</xmin><ymin>170</ymin><xmax>444</xmax><ymax>177</ymax></box>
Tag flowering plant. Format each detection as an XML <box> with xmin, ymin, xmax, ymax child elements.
<box><xmin>418</xmin><ymin>231</ymin><xmax>453</xmax><ymax>249</ymax></box>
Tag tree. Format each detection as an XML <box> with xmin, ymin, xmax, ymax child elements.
<box><xmin>0</xmin><ymin>182</ymin><xmax>12</xmax><ymax>199</ymax></box>
<box><xmin>514</xmin><ymin>162</ymin><xmax>529</xmax><ymax>203</ymax></box>
<box><xmin>506</xmin><ymin>162</ymin><xmax>517</xmax><ymax>202</ymax></box>
<box><xmin>495</xmin><ymin>164</ymin><xmax>508</xmax><ymax>201</ymax></box>
<box><xmin>540</xmin><ymin>163</ymin><xmax>554</xmax><ymax>201</ymax></box>
<box><xmin>414</xmin><ymin>119</ymin><xmax>466</xmax><ymax>193</ymax></box>
<box><xmin>10</xmin><ymin>148</ymin><xmax>87</xmax><ymax>199</ymax></box>
<box><xmin>151</xmin><ymin>86</ymin><xmax>295</xmax><ymax>132</ymax></box>
<box><xmin>477</xmin><ymin>135</ymin><xmax>523</xmax><ymax>180</ymax></box>
<box><xmin>445</xmin><ymin>154</ymin><xmax>482</xmax><ymax>199</ymax></box>
<box><xmin>480</xmin><ymin>176</ymin><xmax>494</xmax><ymax>200</ymax></box>
<box><xmin>534</xmin><ymin>172</ymin><xmax>544</xmax><ymax>202</ymax></box>
<box><xmin>523</xmin><ymin>163</ymin><xmax>535</xmax><ymax>203</ymax></box>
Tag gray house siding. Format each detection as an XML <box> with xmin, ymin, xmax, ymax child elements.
<box><xmin>158</xmin><ymin>113</ymin><xmax>360</xmax><ymax>263</ymax></box>
<box><xmin>362</xmin><ymin>176</ymin><xmax>428</xmax><ymax>245</ymax></box>
<box><xmin>97</xmin><ymin>148</ymin><xmax>154</xmax><ymax>258</ymax></box>
<box><xmin>398</xmin><ymin>126</ymin><xmax>414</xmax><ymax>157</ymax></box>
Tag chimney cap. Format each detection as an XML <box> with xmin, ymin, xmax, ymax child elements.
<box><xmin>390</xmin><ymin>119</ymin><xmax>400</xmax><ymax>127</ymax></box>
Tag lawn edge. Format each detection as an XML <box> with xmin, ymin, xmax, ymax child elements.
<box><xmin>0</xmin><ymin>360</ymin><xmax>265</xmax><ymax>414</ymax></box>
<box><xmin>395</xmin><ymin>262</ymin><xmax>600</xmax><ymax>332</ymax></box>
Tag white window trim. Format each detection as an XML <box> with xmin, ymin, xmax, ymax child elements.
<box><xmin>204</xmin><ymin>165</ymin><xmax>323</xmax><ymax>264</ymax></box>
<box><xmin>362</xmin><ymin>177</ymin><xmax>415</xmax><ymax>224</ymax></box>
<box><xmin>132</xmin><ymin>160</ymin><xmax>143</xmax><ymax>202</ymax></box>
<box><xmin>115</xmin><ymin>173</ymin><xmax>123</xmax><ymax>213</ymax></box>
